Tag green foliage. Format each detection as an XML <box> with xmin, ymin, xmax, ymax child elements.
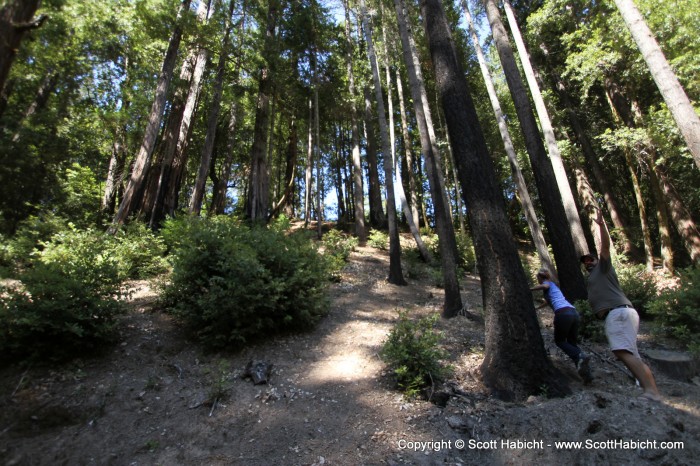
<box><xmin>322</xmin><ymin>229</ymin><xmax>358</xmax><ymax>281</ymax></box>
<box><xmin>423</xmin><ymin>230</ymin><xmax>476</xmax><ymax>273</ymax></box>
<box><xmin>0</xmin><ymin>213</ymin><xmax>69</xmax><ymax>274</ymax></box>
<box><xmin>109</xmin><ymin>223</ymin><xmax>169</xmax><ymax>279</ymax></box>
<box><xmin>455</xmin><ymin>232</ymin><xmax>477</xmax><ymax>273</ymax></box>
<box><xmin>647</xmin><ymin>267</ymin><xmax>700</xmax><ymax>355</ymax></box>
<box><xmin>368</xmin><ymin>229</ymin><xmax>388</xmax><ymax>250</ymax></box>
<box><xmin>0</xmin><ymin>230</ymin><xmax>125</xmax><ymax>364</ymax></box>
<box><xmin>55</xmin><ymin>163</ymin><xmax>103</xmax><ymax>229</ymax></box>
<box><xmin>2</xmin><ymin>219</ymin><xmax>167</xmax><ymax>282</ymax></box>
<box><xmin>615</xmin><ymin>260</ymin><xmax>658</xmax><ymax>317</ymax></box>
<box><xmin>380</xmin><ymin>311</ymin><xmax>452</xmax><ymax>398</ymax></box>
<box><xmin>574</xmin><ymin>299</ymin><xmax>606</xmax><ymax>343</ymax></box>
<box><xmin>160</xmin><ymin>216</ymin><xmax>330</xmax><ymax>350</ymax></box>
<box><xmin>206</xmin><ymin>359</ymin><xmax>234</xmax><ymax>401</ymax></box>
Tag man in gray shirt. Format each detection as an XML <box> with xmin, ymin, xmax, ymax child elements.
<box><xmin>581</xmin><ymin>207</ymin><xmax>661</xmax><ymax>402</ymax></box>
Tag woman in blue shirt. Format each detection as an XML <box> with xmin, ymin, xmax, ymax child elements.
<box><xmin>531</xmin><ymin>268</ymin><xmax>592</xmax><ymax>383</ymax></box>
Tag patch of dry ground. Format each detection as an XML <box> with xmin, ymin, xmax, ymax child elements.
<box><xmin>1</xmin><ymin>244</ymin><xmax>699</xmax><ymax>465</ymax></box>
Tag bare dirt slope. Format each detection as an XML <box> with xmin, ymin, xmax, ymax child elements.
<box><xmin>1</xmin><ymin>244</ymin><xmax>699</xmax><ymax>465</ymax></box>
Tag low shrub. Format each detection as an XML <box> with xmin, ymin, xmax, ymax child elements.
<box><xmin>0</xmin><ymin>229</ymin><xmax>125</xmax><ymax>363</ymax></box>
<box><xmin>421</xmin><ymin>230</ymin><xmax>476</xmax><ymax>274</ymax></box>
<box><xmin>160</xmin><ymin>216</ymin><xmax>330</xmax><ymax>350</ymax></box>
<box><xmin>322</xmin><ymin>229</ymin><xmax>358</xmax><ymax>280</ymax></box>
<box><xmin>616</xmin><ymin>261</ymin><xmax>658</xmax><ymax>317</ymax></box>
<box><xmin>368</xmin><ymin>229</ymin><xmax>388</xmax><ymax>250</ymax></box>
<box><xmin>0</xmin><ymin>213</ymin><xmax>68</xmax><ymax>274</ymax></box>
<box><xmin>110</xmin><ymin>223</ymin><xmax>169</xmax><ymax>279</ymax></box>
<box><xmin>381</xmin><ymin>311</ymin><xmax>452</xmax><ymax>398</ymax></box>
<box><xmin>647</xmin><ymin>267</ymin><xmax>700</xmax><ymax>355</ymax></box>
<box><xmin>574</xmin><ymin>299</ymin><xmax>606</xmax><ymax>343</ymax></box>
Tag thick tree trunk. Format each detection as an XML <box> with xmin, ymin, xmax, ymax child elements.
<box><xmin>271</xmin><ymin>116</ymin><xmax>298</xmax><ymax>219</ymax></box>
<box><xmin>111</xmin><ymin>0</ymin><xmax>191</xmax><ymax>231</ymax></box>
<box><xmin>625</xmin><ymin>150</ymin><xmax>655</xmax><ymax>269</ymax></box>
<box><xmin>361</xmin><ymin>1</ymin><xmax>406</xmax><ymax>286</ymax></box>
<box><xmin>648</xmin><ymin>160</ymin><xmax>674</xmax><ymax>273</ymax></box>
<box><xmin>483</xmin><ymin>0</ymin><xmax>586</xmax><ymax>301</ymax></box>
<box><xmin>613</xmin><ymin>0</ymin><xmax>700</xmax><ymax>170</ymax></box>
<box><xmin>421</xmin><ymin>0</ymin><xmax>568</xmax><ymax>400</ymax></box>
<box><xmin>395</xmin><ymin>0</ymin><xmax>462</xmax><ymax>314</ymax></box>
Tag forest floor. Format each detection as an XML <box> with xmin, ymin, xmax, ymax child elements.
<box><xmin>1</xmin><ymin>239</ymin><xmax>699</xmax><ymax>466</ymax></box>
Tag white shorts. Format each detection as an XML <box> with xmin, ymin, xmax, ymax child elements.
<box><xmin>605</xmin><ymin>307</ymin><xmax>640</xmax><ymax>358</ymax></box>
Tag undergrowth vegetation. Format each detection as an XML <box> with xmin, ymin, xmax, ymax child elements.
<box><xmin>160</xmin><ymin>216</ymin><xmax>330</xmax><ymax>350</ymax></box>
<box><xmin>381</xmin><ymin>311</ymin><xmax>453</xmax><ymax>398</ymax></box>
<box><xmin>648</xmin><ymin>266</ymin><xmax>700</xmax><ymax>355</ymax></box>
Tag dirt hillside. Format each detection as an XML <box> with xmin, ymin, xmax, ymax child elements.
<box><xmin>1</xmin><ymin>244</ymin><xmax>699</xmax><ymax>465</ymax></box>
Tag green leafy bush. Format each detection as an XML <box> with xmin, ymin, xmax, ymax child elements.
<box><xmin>616</xmin><ymin>261</ymin><xmax>658</xmax><ymax>317</ymax></box>
<box><xmin>0</xmin><ymin>213</ymin><xmax>69</xmax><ymax>274</ymax></box>
<box><xmin>574</xmin><ymin>299</ymin><xmax>605</xmax><ymax>343</ymax></box>
<box><xmin>322</xmin><ymin>229</ymin><xmax>358</xmax><ymax>280</ymax></box>
<box><xmin>160</xmin><ymin>216</ymin><xmax>330</xmax><ymax>350</ymax></box>
<box><xmin>647</xmin><ymin>267</ymin><xmax>700</xmax><ymax>355</ymax></box>
<box><xmin>421</xmin><ymin>230</ymin><xmax>476</xmax><ymax>274</ymax></box>
<box><xmin>381</xmin><ymin>311</ymin><xmax>452</xmax><ymax>398</ymax></box>
<box><xmin>368</xmin><ymin>229</ymin><xmax>388</xmax><ymax>250</ymax></box>
<box><xmin>109</xmin><ymin>223</ymin><xmax>169</xmax><ymax>279</ymax></box>
<box><xmin>0</xmin><ymin>229</ymin><xmax>125</xmax><ymax>363</ymax></box>
<box><xmin>455</xmin><ymin>232</ymin><xmax>476</xmax><ymax>273</ymax></box>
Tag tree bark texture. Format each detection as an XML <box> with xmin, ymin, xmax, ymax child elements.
<box><xmin>483</xmin><ymin>0</ymin><xmax>587</xmax><ymax>301</ymax></box>
<box><xmin>394</xmin><ymin>0</ymin><xmax>463</xmax><ymax>314</ymax></box>
<box><xmin>461</xmin><ymin>0</ymin><xmax>555</xmax><ymax>277</ymax></box>
<box><xmin>111</xmin><ymin>0</ymin><xmax>191</xmax><ymax>231</ymax></box>
<box><xmin>502</xmin><ymin>0</ymin><xmax>589</xmax><ymax>257</ymax></box>
<box><xmin>245</xmin><ymin>0</ymin><xmax>279</xmax><ymax>224</ymax></box>
<box><xmin>422</xmin><ymin>0</ymin><xmax>568</xmax><ymax>400</ymax></box>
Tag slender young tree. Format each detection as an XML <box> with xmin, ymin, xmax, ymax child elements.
<box><xmin>380</xmin><ymin>10</ymin><xmax>431</xmax><ymax>263</ymax></box>
<box><xmin>613</xmin><ymin>0</ymin><xmax>700</xmax><ymax>171</ymax></box>
<box><xmin>394</xmin><ymin>0</ymin><xmax>463</xmax><ymax>315</ymax></box>
<box><xmin>342</xmin><ymin>0</ymin><xmax>367</xmax><ymax>244</ymax></box>
<box><xmin>421</xmin><ymin>0</ymin><xmax>567</xmax><ymax>400</ymax></box>
<box><xmin>394</xmin><ymin>67</ymin><xmax>420</xmax><ymax>229</ymax></box>
<box><xmin>190</xmin><ymin>0</ymin><xmax>235</xmax><ymax>215</ymax></box>
<box><xmin>483</xmin><ymin>0</ymin><xmax>586</xmax><ymax>301</ymax></box>
<box><xmin>361</xmin><ymin>0</ymin><xmax>406</xmax><ymax>285</ymax></box>
<box><xmin>461</xmin><ymin>0</ymin><xmax>554</xmax><ymax>276</ymax></box>
<box><xmin>502</xmin><ymin>0</ymin><xmax>588</xmax><ymax>257</ymax></box>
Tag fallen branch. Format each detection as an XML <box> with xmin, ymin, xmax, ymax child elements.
<box><xmin>209</xmin><ymin>398</ymin><xmax>219</xmax><ymax>417</ymax></box>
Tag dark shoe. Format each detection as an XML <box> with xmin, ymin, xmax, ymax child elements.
<box><xmin>577</xmin><ymin>353</ymin><xmax>593</xmax><ymax>384</ymax></box>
